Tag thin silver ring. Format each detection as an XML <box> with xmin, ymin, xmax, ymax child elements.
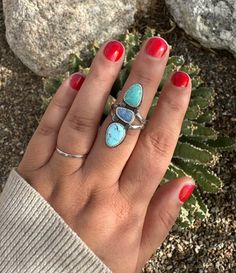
<box><xmin>56</xmin><ymin>147</ymin><xmax>88</xmax><ymax>159</ymax></box>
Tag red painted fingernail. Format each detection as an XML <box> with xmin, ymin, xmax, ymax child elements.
<box><xmin>145</xmin><ymin>37</ymin><xmax>168</xmax><ymax>58</ymax></box>
<box><xmin>70</xmin><ymin>73</ymin><xmax>85</xmax><ymax>91</ymax></box>
<box><xmin>179</xmin><ymin>184</ymin><xmax>195</xmax><ymax>203</ymax></box>
<box><xmin>103</xmin><ymin>40</ymin><xmax>124</xmax><ymax>62</ymax></box>
<box><xmin>171</xmin><ymin>71</ymin><xmax>190</xmax><ymax>88</ymax></box>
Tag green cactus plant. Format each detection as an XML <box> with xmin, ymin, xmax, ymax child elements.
<box><xmin>43</xmin><ymin>28</ymin><xmax>236</xmax><ymax>227</ymax></box>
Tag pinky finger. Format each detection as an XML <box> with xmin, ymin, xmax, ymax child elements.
<box><xmin>137</xmin><ymin>177</ymin><xmax>195</xmax><ymax>269</ymax></box>
<box><xmin>17</xmin><ymin>73</ymin><xmax>85</xmax><ymax>172</ymax></box>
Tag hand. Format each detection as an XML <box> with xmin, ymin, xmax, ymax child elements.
<box><xmin>17</xmin><ymin>37</ymin><xmax>195</xmax><ymax>273</ymax></box>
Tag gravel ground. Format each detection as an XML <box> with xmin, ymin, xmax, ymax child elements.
<box><xmin>0</xmin><ymin>0</ymin><xmax>235</xmax><ymax>272</ymax></box>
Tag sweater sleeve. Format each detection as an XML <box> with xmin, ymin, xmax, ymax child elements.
<box><xmin>0</xmin><ymin>168</ymin><xmax>113</xmax><ymax>273</ymax></box>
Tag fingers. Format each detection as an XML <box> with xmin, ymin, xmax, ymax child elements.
<box><xmin>49</xmin><ymin>40</ymin><xmax>125</xmax><ymax>174</ymax></box>
<box><xmin>85</xmin><ymin>37</ymin><xmax>170</xmax><ymax>184</ymax></box>
<box><xmin>120</xmin><ymin>71</ymin><xmax>192</xmax><ymax>202</ymax></box>
<box><xmin>138</xmin><ymin>177</ymin><xmax>195</xmax><ymax>267</ymax></box>
<box><xmin>17</xmin><ymin>73</ymin><xmax>85</xmax><ymax>173</ymax></box>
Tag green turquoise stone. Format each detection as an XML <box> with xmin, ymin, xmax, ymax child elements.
<box><xmin>106</xmin><ymin>122</ymin><xmax>126</xmax><ymax>148</ymax></box>
<box><xmin>124</xmin><ymin>83</ymin><xmax>143</xmax><ymax>108</ymax></box>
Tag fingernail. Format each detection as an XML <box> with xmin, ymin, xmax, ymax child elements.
<box><xmin>70</xmin><ymin>73</ymin><xmax>85</xmax><ymax>91</ymax></box>
<box><xmin>104</xmin><ymin>40</ymin><xmax>124</xmax><ymax>62</ymax></box>
<box><xmin>145</xmin><ymin>37</ymin><xmax>168</xmax><ymax>58</ymax></box>
<box><xmin>171</xmin><ymin>71</ymin><xmax>190</xmax><ymax>88</ymax></box>
<box><xmin>179</xmin><ymin>184</ymin><xmax>195</xmax><ymax>203</ymax></box>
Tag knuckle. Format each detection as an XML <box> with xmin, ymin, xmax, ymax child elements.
<box><xmin>91</xmin><ymin>66</ymin><xmax>116</xmax><ymax>84</ymax></box>
<box><xmin>164</xmin><ymin>95</ymin><xmax>185</xmax><ymax>114</ymax></box>
<box><xmin>133</xmin><ymin>69</ymin><xmax>154</xmax><ymax>86</ymax></box>
<box><xmin>143</xmin><ymin>130</ymin><xmax>175</xmax><ymax>158</ymax></box>
<box><xmin>67</xmin><ymin>112</ymin><xmax>94</xmax><ymax>133</ymax></box>
<box><xmin>52</xmin><ymin>98</ymin><xmax>69</xmax><ymax>110</ymax></box>
<box><xmin>106</xmin><ymin>69</ymin><xmax>117</xmax><ymax>81</ymax></box>
<box><xmin>92</xmin><ymin>70</ymin><xmax>107</xmax><ymax>84</ymax></box>
<box><xmin>37</xmin><ymin>121</ymin><xmax>56</xmax><ymax>136</ymax></box>
<box><xmin>158</xmin><ymin>208</ymin><xmax>176</xmax><ymax>230</ymax></box>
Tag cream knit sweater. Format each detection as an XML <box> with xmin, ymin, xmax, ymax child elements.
<box><xmin>0</xmin><ymin>168</ymin><xmax>112</xmax><ymax>273</ymax></box>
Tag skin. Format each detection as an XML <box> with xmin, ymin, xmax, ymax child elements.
<box><xmin>17</xmin><ymin>37</ymin><xmax>195</xmax><ymax>273</ymax></box>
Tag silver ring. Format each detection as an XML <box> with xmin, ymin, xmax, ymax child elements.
<box><xmin>56</xmin><ymin>147</ymin><xmax>87</xmax><ymax>159</ymax></box>
<box><xmin>105</xmin><ymin>83</ymin><xmax>147</xmax><ymax>148</ymax></box>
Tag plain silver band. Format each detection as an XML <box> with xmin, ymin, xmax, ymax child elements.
<box><xmin>56</xmin><ymin>147</ymin><xmax>87</xmax><ymax>159</ymax></box>
<box><xmin>129</xmin><ymin>123</ymin><xmax>146</xmax><ymax>130</ymax></box>
<box><xmin>136</xmin><ymin>112</ymin><xmax>146</xmax><ymax>125</ymax></box>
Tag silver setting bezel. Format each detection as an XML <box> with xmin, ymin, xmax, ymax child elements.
<box><xmin>115</xmin><ymin>106</ymin><xmax>135</xmax><ymax>125</ymax></box>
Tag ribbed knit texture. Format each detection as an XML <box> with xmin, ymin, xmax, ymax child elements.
<box><xmin>0</xmin><ymin>168</ymin><xmax>112</xmax><ymax>273</ymax></box>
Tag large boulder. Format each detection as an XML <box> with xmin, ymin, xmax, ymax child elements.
<box><xmin>3</xmin><ymin>0</ymin><xmax>151</xmax><ymax>77</ymax></box>
<box><xmin>165</xmin><ymin>0</ymin><xmax>236</xmax><ymax>57</ymax></box>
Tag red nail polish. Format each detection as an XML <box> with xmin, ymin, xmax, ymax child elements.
<box><xmin>145</xmin><ymin>37</ymin><xmax>168</xmax><ymax>58</ymax></box>
<box><xmin>70</xmin><ymin>73</ymin><xmax>85</xmax><ymax>91</ymax></box>
<box><xmin>171</xmin><ymin>71</ymin><xmax>190</xmax><ymax>88</ymax></box>
<box><xmin>179</xmin><ymin>184</ymin><xmax>195</xmax><ymax>203</ymax></box>
<box><xmin>104</xmin><ymin>40</ymin><xmax>124</xmax><ymax>62</ymax></box>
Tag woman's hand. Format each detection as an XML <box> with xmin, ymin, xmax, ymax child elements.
<box><xmin>17</xmin><ymin>37</ymin><xmax>195</xmax><ymax>273</ymax></box>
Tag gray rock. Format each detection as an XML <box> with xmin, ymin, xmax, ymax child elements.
<box><xmin>165</xmin><ymin>0</ymin><xmax>236</xmax><ymax>57</ymax></box>
<box><xmin>3</xmin><ymin>0</ymin><xmax>151</xmax><ymax>77</ymax></box>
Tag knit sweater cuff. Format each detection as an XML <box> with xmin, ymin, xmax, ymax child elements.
<box><xmin>0</xmin><ymin>168</ymin><xmax>112</xmax><ymax>273</ymax></box>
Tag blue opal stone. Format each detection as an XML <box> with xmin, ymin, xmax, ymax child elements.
<box><xmin>124</xmin><ymin>83</ymin><xmax>143</xmax><ymax>108</ymax></box>
<box><xmin>116</xmin><ymin>107</ymin><xmax>135</xmax><ymax>124</ymax></box>
<box><xmin>106</xmin><ymin>122</ymin><xmax>126</xmax><ymax>148</ymax></box>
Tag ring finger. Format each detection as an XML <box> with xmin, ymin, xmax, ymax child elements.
<box><xmin>121</xmin><ymin>71</ymin><xmax>192</xmax><ymax>203</ymax></box>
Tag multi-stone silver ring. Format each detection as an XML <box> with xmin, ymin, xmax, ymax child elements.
<box><xmin>105</xmin><ymin>83</ymin><xmax>147</xmax><ymax>148</ymax></box>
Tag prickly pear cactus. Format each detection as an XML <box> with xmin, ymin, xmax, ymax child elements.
<box><xmin>43</xmin><ymin>29</ymin><xmax>236</xmax><ymax>227</ymax></box>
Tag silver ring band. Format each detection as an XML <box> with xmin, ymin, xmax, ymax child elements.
<box><xmin>56</xmin><ymin>147</ymin><xmax>87</xmax><ymax>159</ymax></box>
<box><xmin>136</xmin><ymin>112</ymin><xmax>146</xmax><ymax>125</ymax></box>
<box><xmin>129</xmin><ymin>123</ymin><xmax>146</xmax><ymax>130</ymax></box>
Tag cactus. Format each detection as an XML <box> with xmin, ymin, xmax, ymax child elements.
<box><xmin>43</xmin><ymin>28</ymin><xmax>236</xmax><ymax>227</ymax></box>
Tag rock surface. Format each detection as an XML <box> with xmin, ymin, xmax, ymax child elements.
<box><xmin>3</xmin><ymin>0</ymin><xmax>151</xmax><ymax>77</ymax></box>
<box><xmin>165</xmin><ymin>0</ymin><xmax>236</xmax><ymax>57</ymax></box>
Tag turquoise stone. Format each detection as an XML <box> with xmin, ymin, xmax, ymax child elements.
<box><xmin>106</xmin><ymin>122</ymin><xmax>126</xmax><ymax>148</ymax></box>
<box><xmin>124</xmin><ymin>83</ymin><xmax>143</xmax><ymax>108</ymax></box>
<box><xmin>116</xmin><ymin>107</ymin><xmax>135</xmax><ymax>124</ymax></box>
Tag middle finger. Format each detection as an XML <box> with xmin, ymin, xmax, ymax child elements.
<box><xmin>84</xmin><ymin>37</ymin><xmax>169</xmax><ymax>184</ymax></box>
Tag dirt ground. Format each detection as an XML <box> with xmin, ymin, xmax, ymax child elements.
<box><xmin>0</xmin><ymin>0</ymin><xmax>235</xmax><ymax>272</ymax></box>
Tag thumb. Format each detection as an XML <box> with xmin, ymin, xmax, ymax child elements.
<box><xmin>138</xmin><ymin>177</ymin><xmax>195</xmax><ymax>268</ymax></box>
